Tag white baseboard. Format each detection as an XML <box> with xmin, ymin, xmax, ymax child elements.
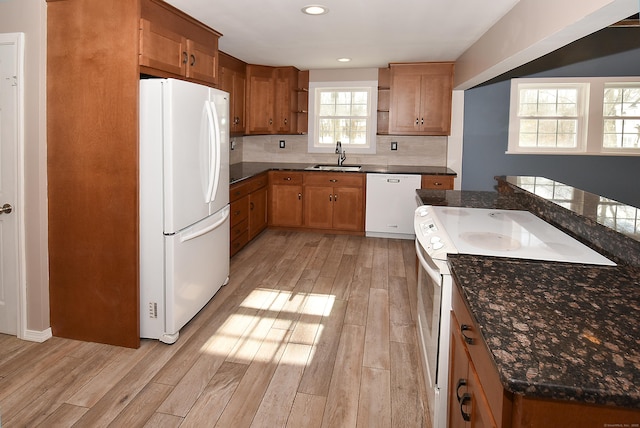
<box><xmin>21</xmin><ymin>327</ymin><xmax>52</xmax><ymax>343</ymax></box>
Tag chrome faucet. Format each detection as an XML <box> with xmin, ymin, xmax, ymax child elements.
<box><xmin>335</xmin><ymin>141</ymin><xmax>346</xmax><ymax>166</ymax></box>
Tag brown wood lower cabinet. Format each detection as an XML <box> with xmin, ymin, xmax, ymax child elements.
<box><xmin>230</xmin><ymin>172</ymin><xmax>267</xmax><ymax>256</ymax></box>
<box><xmin>303</xmin><ymin>172</ymin><xmax>364</xmax><ymax>232</ymax></box>
<box><xmin>268</xmin><ymin>171</ymin><xmax>304</xmax><ymax>227</ymax></box>
<box><xmin>449</xmin><ymin>281</ymin><xmax>640</xmax><ymax>428</ymax></box>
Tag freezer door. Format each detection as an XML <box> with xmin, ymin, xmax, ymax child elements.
<box><xmin>162</xmin><ymin>79</ymin><xmax>229</xmax><ymax>233</ymax></box>
<box><xmin>162</xmin><ymin>205</ymin><xmax>230</xmax><ymax>342</ymax></box>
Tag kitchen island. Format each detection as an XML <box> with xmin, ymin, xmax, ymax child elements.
<box><xmin>417</xmin><ymin>176</ymin><xmax>640</xmax><ymax>425</ymax></box>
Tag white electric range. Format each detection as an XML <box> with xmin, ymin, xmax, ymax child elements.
<box><xmin>413</xmin><ymin>206</ymin><xmax>615</xmax><ymax>428</ymax></box>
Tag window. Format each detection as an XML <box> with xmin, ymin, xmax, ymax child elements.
<box><xmin>508</xmin><ymin>78</ymin><xmax>640</xmax><ymax>156</ymax></box>
<box><xmin>308</xmin><ymin>81</ymin><xmax>377</xmax><ymax>154</ymax></box>
<box><xmin>603</xmin><ymin>84</ymin><xmax>640</xmax><ymax>149</ymax></box>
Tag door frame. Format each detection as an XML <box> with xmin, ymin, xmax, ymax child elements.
<box><xmin>0</xmin><ymin>32</ymin><xmax>26</xmax><ymax>339</ymax></box>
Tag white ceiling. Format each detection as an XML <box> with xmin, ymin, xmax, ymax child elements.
<box><xmin>165</xmin><ymin>0</ymin><xmax>521</xmax><ymax>70</ymax></box>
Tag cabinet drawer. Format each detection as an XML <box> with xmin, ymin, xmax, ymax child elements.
<box><xmin>421</xmin><ymin>175</ymin><xmax>454</xmax><ymax>190</ymax></box>
<box><xmin>452</xmin><ymin>283</ymin><xmax>510</xmax><ymax>426</ymax></box>
<box><xmin>269</xmin><ymin>171</ymin><xmax>303</xmax><ymax>185</ymax></box>
<box><xmin>230</xmin><ymin>180</ymin><xmax>251</xmax><ymax>202</ymax></box>
<box><xmin>247</xmin><ymin>173</ymin><xmax>268</xmax><ymax>192</ymax></box>
<box><xmin>230</xmin><ymin>196</ymin><xmax>249</xmax><ymax>226</ymax></box>
<box><xmin>304</xmin><ymin>172</ymin><xmax>364</xmax><ymax>187</ymax></box>
<box><xmin>230</xmin><ymin>231</ymin><xmax>249</xmax><ymax>256</ymax></box>
<box><xmin>231</xmin><ymin>218</ymin><xmax>248</xmax><ymax>241</ymax></box>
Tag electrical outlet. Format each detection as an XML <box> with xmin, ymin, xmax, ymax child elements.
<box><xmin>230</xmin><ymin>139</ymin><xmax>236</xmax><ymax>150</ymax></box>
<box><xmin>279</xmin><ymin>140</ymin><xmax>286</xmax><ymax>149</ymax></box>
<box><xmin>391</xmin><ymin>141</ymin><xmax>398</xmax><ymax>151</ymax></box>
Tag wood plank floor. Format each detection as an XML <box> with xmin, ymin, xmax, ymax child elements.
<box><xmin>0</xmin><ymin>230</ymin><xmax>430</xmax><ymax>427</ymax></box>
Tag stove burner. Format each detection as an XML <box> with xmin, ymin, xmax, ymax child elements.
<box><xmin>460</xmin><ymin>232</ymin><xmax>521</xmax><ymax>251</ymax></box>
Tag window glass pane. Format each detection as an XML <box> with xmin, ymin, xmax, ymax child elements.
<box><xmin>319</xmin><ymin>104</ymin><xmax>335</xmax><ymax>116</ymax></box>
<box><xmin>320</xmin><ymin>91</ymin><xmax>335</xmax><ymax>105</ymax></box>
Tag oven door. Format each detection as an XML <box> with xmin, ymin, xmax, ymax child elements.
<box><xmin>415</xmin><ymin>238</ymin><xmax>454</xmax><ymax>428</ymax></box>
<box><xmin>415</xmin><ymin>239</ymin><xmax>443</xmax><ymax>412</ymax></box>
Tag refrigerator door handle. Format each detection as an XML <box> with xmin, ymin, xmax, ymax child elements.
<box><xmin>180</xmin><ymin>206</ymin><xmax>229</xmax><ymax>243</ymax></box>
<box><xmin>204</xmin><ymin>100</ymin><xmax>222</xmax><ymax>204</ymax></box>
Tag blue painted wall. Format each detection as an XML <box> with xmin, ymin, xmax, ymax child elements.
<box><xmin>461</xmin><ymin>27</ymin><xmax>640</xmax><ymax>207</ymax></box>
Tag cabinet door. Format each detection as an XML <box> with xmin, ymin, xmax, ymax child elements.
<box><xmin>246</xmin><ymin>65</ymin><xmax>275</xmax><ymax>134</ymax></box>
<box><xmin>274</xmin><ymin>67</ymin><xmax>296</xmax><ymax>134</ymax></box>
<box><xmin>269</xmin><ymin>185</ymin><xmax>303</xmax><ymax>227</ymax></box>
<box><xmin>449</xmin><ymin>321</ymin><xmax>472</xmax><ymax>428</ymax></box>
<box><xmin>389</xmin><ymin>72</ymin><xmax>423</xmax><ymax>134</ymax></box>
<box><xmin>420</xmin><ymin>69</ymin><xmax>453</xmax><ymax>135</ymax></box>
<box><xmin>332</xmin><ymin>186</ymin><xmax>364</xmax><ymax>231</ymax></box>
<box><xmin>248</xmin><ymin>186</ymin><xmax>268</xmax><ymax>240</ymax></box>
<box><xmin>186</xmin><ymin>38</ymin><xmax>217</xmax><ymax>85</ymax></box>
<box><xmin>232</xmin><ymin>72</ymin><xmax>246</xmax><ymax>134</ymax></box>
<box><xmin>303</xmin><ymin>185</ymin><xmax>334</xmax><ymax>229</ymax></box>
<box><xmin>449</xmin><ymin>315</ymin><xmax>498</xmax><ymax>428</ymax></box>
<box><xmin>139</xmin><ymin>18</ymin><xmax>186</xmax><ymax>76</ymax></box>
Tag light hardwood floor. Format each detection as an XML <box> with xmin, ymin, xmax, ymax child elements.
<box><xmin>0</xmin><ymin>230</ymin><xmax>430</xmax><ymax>427</ymax></box>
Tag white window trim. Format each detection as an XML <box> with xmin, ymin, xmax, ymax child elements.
<box><xmin>507</xmin><ymin>77</ymin><xmax>640</xmax><ymax>156</ymax></box>
<box><xmin>307</xmin><ymin>80</ymin><xmax>378</xmax><ymax>154</ymax></box>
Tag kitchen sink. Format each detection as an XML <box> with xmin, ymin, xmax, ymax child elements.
<box><xmin>305</xmin><ymin>164</ymin><xmax>362</xmax><ymax>172</ymax></box>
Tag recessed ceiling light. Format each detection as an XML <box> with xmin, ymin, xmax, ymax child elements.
<box><xmin>302</xmin><ymin>5</ymin><xmax>329</xmax><ymax>15</ymax></box>
<box><xmin>337</xmin><ymin>57</ymin><xmax>351</xmax><ymax>62</ymax></box>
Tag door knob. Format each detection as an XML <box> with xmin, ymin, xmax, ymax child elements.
<box><xmin>0</xmin><ymin>203</ymin><xmax>13</xmax><ymax>214</ymax></box>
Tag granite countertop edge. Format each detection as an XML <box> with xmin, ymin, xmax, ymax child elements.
<box><xmin>448</xmin><ymin>252</ymin><xmax>640</xmax><ymax>410</ymax></box>
<box><xmin>229</xmin><ymin>161</ymin><xmax>457</xmax><ymax>184</ymax></box>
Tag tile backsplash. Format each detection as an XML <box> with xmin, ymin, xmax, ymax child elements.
<box><xmin>230</xmin><ymin>134</ymin><xmax>448</xmax><ymax>166</ymax></box>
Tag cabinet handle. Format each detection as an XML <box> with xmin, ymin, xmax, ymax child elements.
<box><xmin>415</xmin><ymin>117</ymin><xmax>419</xmax><ymax>125</ymax></box>
<box><xmin>421</xmin><ymin>117</ymin><xmax>424</xmax><ymax>125</ymax></box>
<box><xmin>334</xmin><ymin>194</ymin><xmax>338</xmax><ymax>201</ymax></box>
<box><xmin>298</xmin><ymin>193</ymin><xmax>302</xmax><ymax>200</ymax></box>
<box><xmin>329</xmin><ymin>194</ymin><xmax>333</xmax><ymax>201</ymax></box>
<box><xmin>250</xmin><ymin>202</ymin><xmax>255</xmax><ymax>211</ymax></box>
<box><xmin>433</xmin><ymin>182</ymin><xmax>442</xmax><ymax>186</ymax></box>
<box><xmin>456</xmin><ymin>379</ymin><xmax>467</xmax><ymax>402</ymax></box>
<box><xmin>182</xmin><ymin>51</ymin><xmax>188</xmax><ymax>64</ymax></box>
<box><xmin>460</xmin><ymin>393</ymin><xmax>472</xmax><ymax>422</ymax></box>
<box><xmin>284</xmin><ymin>118</ymin><xmax>288</xmax><ymax>125</ymax></box>
<box><xmin>284</xmin><ymin>177</ymin><xmax>292</xmax><ymax>181</ymax></box>
<box><xmin>234</xmin><ymin>210</ymin><xmax>241</xmax><ymax>216</ymax></box>
<box><xmin>329</xmin><ymin>179</ymin><xmax>338</xmax><ymax>183</ymax></box>
<box><xmin>190</xmin><ymin>54</ymin><xmax>196</xmax><ymax>66</ymax></box>
<box><xmin>461</xmin><ymin>324</ymin><xmax>474</xmax><ymax>345</ymax></box>
<box><xmin>269</xmin><ymin>118</ymin><xmax>273</xmax><ymax>125</ymax></box>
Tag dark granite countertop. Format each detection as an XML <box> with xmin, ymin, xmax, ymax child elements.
<box><xmin>416</xmin><ymin>182</ymin><xmax>640</xmax><ymax>409</ymax></box>
<box><xmin>230</xmin><ymin>161</ymin><xmax>456</xmax><ymax>185</ymax></box>
<box><xmin>448</xmin><ymin>254</ymin><xmax>640</xmax><ymax>409</ymax></box>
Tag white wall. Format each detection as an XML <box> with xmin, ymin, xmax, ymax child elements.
<box><xmin>454</xmin><ymin>0</ymin><xmax>639</xmax><ymax>89</ymax></box>
<box><xmin>0</xmin><ymin>0</ymin><xmax>49</xmax><ymax>334</ymax></box>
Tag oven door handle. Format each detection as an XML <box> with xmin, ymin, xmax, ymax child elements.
<box><xmin>415</xmin><ymin>239</ymin><xmax>443</xmax><ymax>285</ymax></box>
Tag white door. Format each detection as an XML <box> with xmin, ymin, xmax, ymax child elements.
<box><xmin>0</xmin><ymin>33</ymin><xmax>23</xmax><ymax>335</ymax></box>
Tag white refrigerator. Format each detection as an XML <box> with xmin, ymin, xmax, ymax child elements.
<box><xmin>139</xmin><ymin>78</ymin><xmax>230</xmax><ymax>344</ymax></box>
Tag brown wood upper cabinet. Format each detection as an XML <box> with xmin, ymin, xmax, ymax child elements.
<box><xmin>139</xmin><ymin>0</ymin><xmax>221</xmax><ymax>86</ymax></box>
<box><xmin>246</xmin><ymin>65</ymin><xmax>298</xmax><ymax>135</ymax></box>
<box><xmin>389</xmin><ymin>62</ymin><xmax>454</xmax><ymax>136</ymax></box>
<box><xmin>219</xmin><ymin>51</ymin><xmax>246</xmax><ymax>135</ymax></box>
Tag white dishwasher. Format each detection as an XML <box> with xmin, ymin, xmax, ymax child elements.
<box><xmin>365</xmin><ymin>173</ymin><xmax>421</xmax><ymax>239</ymax></box>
